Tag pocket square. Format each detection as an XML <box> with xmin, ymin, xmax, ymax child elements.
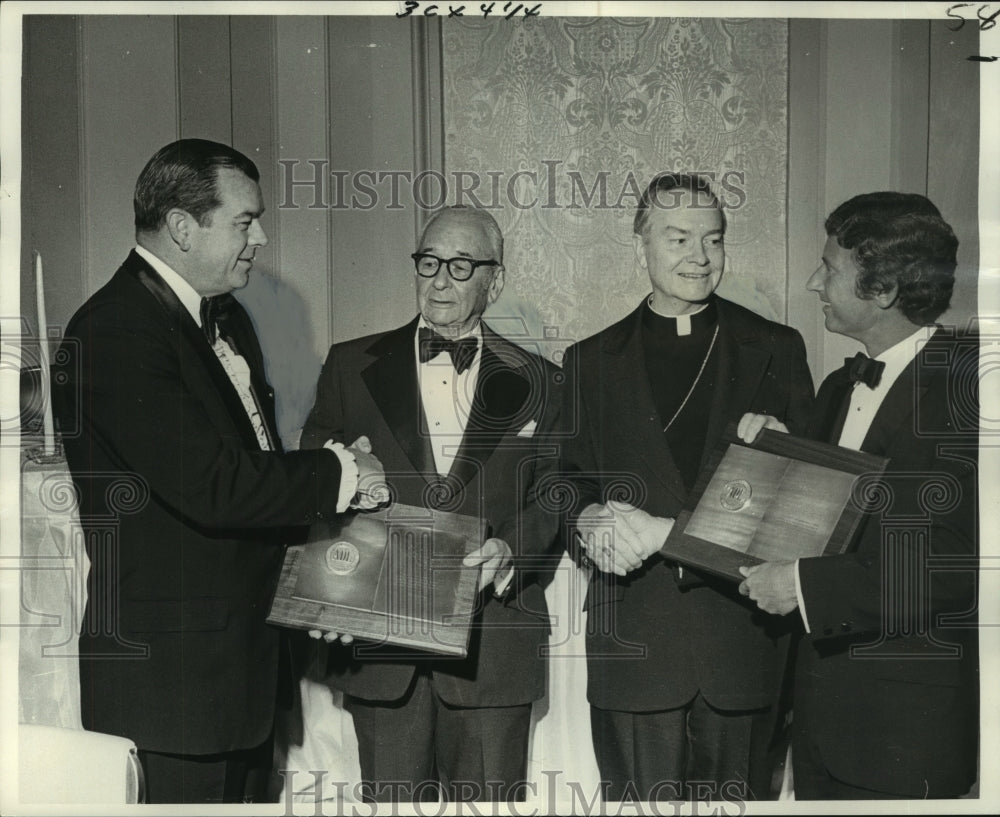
<box><xmin>516</xmin><ymin>420</ymin><xmax>537</xmax><ymax>438</ymax></box>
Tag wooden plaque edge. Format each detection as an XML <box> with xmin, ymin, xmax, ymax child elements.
<box><xmin>266</xmin><ymin>503</ymin><xmax>486</xmax><ymax>657</ymax></box>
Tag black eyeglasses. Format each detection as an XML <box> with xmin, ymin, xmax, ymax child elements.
<box><xmin>411</xmin><ymin>253</ymin><xmax>499</xmax><ymax>282</ymax></box>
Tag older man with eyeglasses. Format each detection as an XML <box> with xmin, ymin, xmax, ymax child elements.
<box><xmin>300</xmin><ymin>205</ymin><xmax>562</xmax><ymax>804</ymax></box>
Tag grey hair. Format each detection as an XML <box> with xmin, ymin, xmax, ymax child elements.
<box><xmin>419</xmin><ymin>205</ymin><xmax>504</xmax><ymax>263</ymax></box>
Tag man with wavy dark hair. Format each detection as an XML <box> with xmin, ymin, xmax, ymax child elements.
<box><xmin>823</xmin><ymin>191</ymin><xmax>956</xmax><ymax>325</ymax></box>
<box><xmin>739</xmin><ymin>191</ymin><xmax>979</xmax><ymax>799</ymax></box>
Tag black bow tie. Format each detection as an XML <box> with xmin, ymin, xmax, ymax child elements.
<box><xmin>200</xmin><ymin>294</ymin><xmax>236</xmax><ymax>345</ymax></box>
<box><xmin>845</xmin><ymin>352</ymin><xmax>885</xmax><ymax>388</ymax></box>
<box><xmin>418</xmin><ymin>327</ymin><xmax>478</xmax><ymax>374</ymax></box>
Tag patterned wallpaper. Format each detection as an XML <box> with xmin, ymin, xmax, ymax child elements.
<box><xmin>442</xmin><ymin>17</ymin><xmax>789</xmax><ymax>354</ymax></box>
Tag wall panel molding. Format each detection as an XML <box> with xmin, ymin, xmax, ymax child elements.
<box><xmin>20</xmin><ymin>15</ymin><xmax>86</xmax><ymax>336</ymax></box>
<box><xmin>326</xmin><ymin>17</ymin><xmax>422</xmax><ymax>346</ymax></box>
<box><xmin>928</xmin><ymin>22</ymin><xmax>979</xmax><ymax>329</ymax></box>
<box><xmin>818</xmin><ymin>20</ymin><xmax>895</xmax><ymax>377</ymax></box>
<box><xmin>411</xmin><ymin>17</ymin><xmax>444</xmax><ymax>241</ymax></box>
<box><xmin>275</xmin><ymin>14</ymin><xmax>330</xmax><ymax>350</ymax></box>
<box><xmin>787</xmin><ymin>18</ymin><xmax>826</xmax><ymax>386</ymax></box>
<box><xmin>177</xmin><ymin>16</ymin><xmax>232</xmax><ymax>144</ymax></box>
<box><xmin>79</xmin><ymin>16</ymin><xmax>179</xmax><ymax>297</ymax></box>
<box><xmin>889</xmin><ymin>20</ymin><xmax>930</xmax><ymax>195</ymax></box>
<box><xmin>231</xmin><ymin>15</ymin><xmax>279</xmax><ymax>277</ymax></box>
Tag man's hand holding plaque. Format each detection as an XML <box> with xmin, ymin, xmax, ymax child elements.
<box><xmin>736</xmin><ymin>412</ymin><xmax>789</xmax><ymax>444</ymax></box>
<box><xmin>734</xmin><ymin>413</ymin><xmax>799</xmax><ymax>613</ymax></box>
<box><xmin>308</xmin><ymin>628</ymin><xmax>354</xmax><ymax>644</ymax></box>
<box><xmin>463</xmin><ymin>537</ymin><xmax>513</xmax><ymax>594</ymax></box>
<box><xmin>738</xmin><ymin>561</ymin><xmax>799</xmax><ymax>615</ymax></box>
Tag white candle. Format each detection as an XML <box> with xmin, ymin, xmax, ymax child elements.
<box><xmin>35</xmin><ymin>251</ymin><xmax>55</xmax><ymax>455</ymax></box>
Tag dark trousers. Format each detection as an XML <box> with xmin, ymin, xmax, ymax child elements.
<box><xmin>590</xmin><ymin>692</ymin><xmax>774</xmax><ymax>802</ymax></box>
<box><xmin>137</xmin><ymin>737</ymin><xmax>273</xmax><ymax>804</ymax></box>
<box><xmin>345</xmin><ymin>670</ymin><xmax>532</xmax><ymax>803</ymax></box>
<box><xmin>791</xmin><ymin>714</ymin><xmax>904</xmax><ymax>800</ymax></box>
<box><xmin>791</xmin><ymin>736</ymin><xmax>905</xmax><ymax>799</ymax></box>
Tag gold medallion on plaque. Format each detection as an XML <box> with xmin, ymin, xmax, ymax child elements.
<box><xmin>720</xmin><ymin>479</ymin><xmax>752</xmax><ymax>511</ymax></box>
<box><xmin>325</xmin><ymin>541</ymin><xmax>361</xmax><ymax>575</ymax></box>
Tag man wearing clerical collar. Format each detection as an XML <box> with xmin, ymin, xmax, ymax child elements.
<box><xmin>301</xmin><ymin>205</ymin><xmax>561</xmax><ymax>804</ymax></box>
<box><xmin>738</xmin><ymin>193</ymin><xmax>979</xmax><ymax>799</ymax></box>
<box><xmin>560</xmin><ymin>173</ymin><xmax>815</xmax><ymax>802</ymax></box>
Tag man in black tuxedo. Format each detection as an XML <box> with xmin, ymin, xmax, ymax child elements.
<box><xmin>560</xmin><ymin>173</ymin><xmax>815</xmax><ymax>801</ymax></box>
<box><xmin>301</xmin><ymin>205</ymin><xmax>561</xmax><ymax>803</ymax></box>
<box><xmin>738</xmin><ymin>192</ymin><xmax>979</xmax><ymax>799</ymax></box>
<box><xmin>53</xmin><ymin>139</ymin><xmax>383</xmax><ymax>803</ymax></box>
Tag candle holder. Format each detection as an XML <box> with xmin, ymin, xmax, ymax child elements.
<box><xmin>24</xmin><ymin>441</ymin><xmax>65</xmax><ymax>465</ymax></box>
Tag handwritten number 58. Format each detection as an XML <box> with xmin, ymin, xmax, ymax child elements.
<box><xmin>947</xmin><ymin>3</ymin><xmax>1000</xmax><ymax>30</ymax></box>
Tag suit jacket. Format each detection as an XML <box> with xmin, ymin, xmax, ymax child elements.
<box><xmin>795</xmin><ymin>327</ymin><xmax>979</xmax><ymax>797</ymax></box>
<box><xmin>53</xmin><ymin>250</ymin><xmax>346</xmax><ymax>755</ymax></box>
<box><xmin>561</xmin><ymin>297</ymin><xmax>815</xmax><ymax>712</ymax></box>
<box><xmin>300</xmin><ymin>317</ymin><xmax>561</xmax><ymax>707</ymax></box>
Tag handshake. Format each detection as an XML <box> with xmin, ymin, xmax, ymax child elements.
<box><xmin>576</xmin><ymin>501</ymin><xmax>674</xmax><ymax>576</ymax></box>
<box><xmin>344</xmin><ymin>435</ymin><xmax>390</xmax><ymax>511</ymax></box>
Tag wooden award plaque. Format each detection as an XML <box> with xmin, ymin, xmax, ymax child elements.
<box><xmin>268</xmin><ymin>502</ymin><xmax>486</xmax><ymax>656</ymax></box>
<box><xmin>660</xmin><ymin>425</ymin><xmax>889</xmax><ymax>581</ymax></box>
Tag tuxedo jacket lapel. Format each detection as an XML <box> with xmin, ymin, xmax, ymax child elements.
<box><xmin>361</xmin><ymin>318</ymin><xmax>437</xmax><ymax>480</ymax></box>
<box><xmin>362</xmin><ymin>322</ymin><xmax>535</xmax><ymax>491</ymax></box>
<box><xmin>808</xmin><ymin>366</ymin><xmax>854</xmax><ymax>442</ymax></box>
<box><xmin>860</xmin><ymin>334</ymin><xmax>938</xmax><ymax>455</ymax></box>
<box><xmin>447</xmin><ymin>330</ymin><xmax>532</xmax><ymax>491</ymax></box>
<box><xmin>129</xmin><ymin>255</ymin><xmax>274</xmax><ymax>452</ymax></box>
<box><xmin>809</xmin><ymin>330</ymin><xmax>944</xmax><ymax>454</ymax></box>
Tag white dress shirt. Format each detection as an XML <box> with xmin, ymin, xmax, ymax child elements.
<box><xmin>415</xmin><ymin>318</ymin><xmax>482</xmax><ymax>477</ymax></box>
<box><xmin>415</xmin><ymin>319</ymin><xmax>513</xmax><ymax>595</ymax></box>
<box><xmin>134</xmin><ymin>246</ymin><xmax>357</xmax><ymax>511</ymax></box>
<box><xmin>795</xmin><ymin>325</ymin><xmax>933</xmax><ymax>632</ymax></box>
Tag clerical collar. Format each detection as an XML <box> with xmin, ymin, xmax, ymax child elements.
<box><xmin>644</xmin><ymin>296</ymin><xmax>716</xmax><ymax>337</ymax></box>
